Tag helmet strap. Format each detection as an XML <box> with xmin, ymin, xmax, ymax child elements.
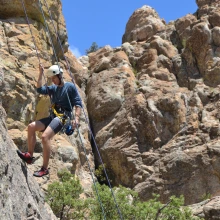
<box><xmin>57</xmin><ymin>74</ymin><xmax>63</xmax><ymax>85</ymax></box>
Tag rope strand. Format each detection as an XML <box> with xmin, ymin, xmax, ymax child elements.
<box><xmin>20</xmin><ymin>0</ymin><xmax>51</xmax><ymax>104</ymax></box>
<box><xmin>65</xmin><ymin>92</ymin><xmax>107</xmax><ymax>220</ymax></box>
<box><xmin>20</xmin><ymin>0</ymin><xmax>41</xmax><ymax>64</ymax></box>
<box><xmin>38</xmin><ymin>0</ymin><xmax>109</xmax><ymax>218</ymax></box>
<box><xmin>21</xmin><ymin>0</ymin><xmax>123</xmax><ymax>218</ymax></box>
<box><xmin>41</xmin><ymin>0</ymin><xmax>124</xmax><ymax>219</ymax></box>
<box><xmin>37</xmin><ymin>0</ymin><xmax>59</xmax><ymax>65</ymax></box>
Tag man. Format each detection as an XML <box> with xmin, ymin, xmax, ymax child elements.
<box><xmin>17</xmin><ymin>64</ymin><xmax>82</xmax><ymax>177</ymax></box>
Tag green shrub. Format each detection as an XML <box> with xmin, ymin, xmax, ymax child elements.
<box><xmin>201</xmin><ymin>193</ymin><xmax>211</xmax><ymax>201</ymax></box>
<box><xmin>94</xmin><ymin>164</ymin><xmax>114</xmax><ymax>184</ymax></box>
<box><xmin>47</xmin><ymin>170</ymin><xmax>201</xmax><ymax>220</ymax></box>
<box><xmin>46</xmin><ymin>169</ymin><xmax>87</xmax><ymax>220</ymax></box>
<box><xmin>88</xmin><ymin>184</ymin><xmax>137</xmax><ymax>220</ymax></box>
<box><xmin>89</xmin><ymin>185</ymin><xmax>200</xmax><ymax>220</ymax></box>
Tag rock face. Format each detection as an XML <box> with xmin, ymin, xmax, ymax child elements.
<box><xmin>84</xmin><ymin>1</ymin><xmax>220</xmax><ymax>219</ymax></box>
<box><xmin>122</xmin><ymin>5</ymin><xmax>166</xmax><ymax>43</ymax></box>
<box><xmin>1</xmin><ymin>0</ymin><xmax>220</xmax><ymax>219</ymax></box>
<box><xmin>0</xmin><ymin>0</ymin><xmax>92</xmax><ymax>219</ymax></box>
<box><xmin>0</xmin><ymin>105</ymin><xmax>56</xmax><ymax>219</ymax></box>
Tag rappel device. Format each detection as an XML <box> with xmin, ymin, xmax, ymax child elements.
<box><xmin>62</xmin><ymin>116</ymin><xmax>74</xmax><ymax>136</ymax></box>
<box><xmin>64</xmin><ymin>124</ymin><xmax>74</xmax><ymax>136</ymax></box>
<box><xmin>61</xmin><ymin>117</ymin><xmax>74</xmax><ymax>136</ymax></box>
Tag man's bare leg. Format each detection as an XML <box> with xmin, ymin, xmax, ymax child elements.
<box><xmin>27</xmin><ymin>121</ymin><xmax>45</xmax><ymax>156</ymax></box>
<box><xmin>41</xmin><ymin>126</ymin><xmax>55</xmax><ymax>169</ymax></box>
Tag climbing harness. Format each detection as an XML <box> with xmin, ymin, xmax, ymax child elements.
<box><xmin>20</xmin><ymin>0</ymin><xmax>124</xmax><ymax>219</ymax></box>
<box><xmin>50</xmin><ymin>104</ymin><xmax>74</xmax><ymax>136</ymax></box>
<box><xmin>51</xmin><ymin>104</ymin><xmax>65</xmax><ymax>120</ymax></box>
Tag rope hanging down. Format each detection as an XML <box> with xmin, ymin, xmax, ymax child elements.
<box><xmin>40</xmin><ymin>1</ymin><xmax>124</xmax><ymax>219</ymax></box>
<box><xmin>20</xmin><ymin>0</ymin><xmax>123</xmax><ymax>219</ymax></box>
<box><xmin>20</xmin><ymin>0</ymin><xmax>106</xmax><ymax>218</ymax></box>
<box><xmin>20</xmin><ymin>0</ymin><xmax>40</xmax><ymax>64</ymax></box>
<box><xmin>36</xmin><ymin>2</ymin><xmax>108</xmax><ymax>219</ymax></box>
<box><xmin>20</xmin><ymin>0</ymin><xmax>52</xmax><ymax>105</ymax></box>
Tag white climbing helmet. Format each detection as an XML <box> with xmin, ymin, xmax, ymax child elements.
<box><xmin>46</xmin><ymin>65</ymin><xmax>63</xmax><ymax>77</ymax></box>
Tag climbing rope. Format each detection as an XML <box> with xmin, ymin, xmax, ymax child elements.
<box><xmin>37</xmin><ymin>0</ymin><xmax>114</xmax><ymax>219</ymax></box>
<box><xmin>37</xmin><ymin>0</ymin><xmax>60</xmax><ymax>66</ymax></box>
<box><xmin>20</xmin><ymin>0</ymin><xmax>51</xmax><ymax>105</ymax></box>
<box><xmin>20</xmin><ymin>0</ymin><xmax>123</xmax><ymax>219</ymax></box>
<box><xmin>20</xmin><ymin>0</ymin><xmax>41</xmax><ymax>64</ymax></box>
<box><xmin>39</xmin><ymin>0</ymin><xmax>123</xmax><ymax>219</ymax></box>
<box><xmin>39</xmin><ymin>0</ymin><xmax>124</xmax><ymax>219</ymax></box>
<box><xmin>37</xmin><ymin>1</ymin><xmax>107</xmax><ymax>218</ymax></box>
<box><xmin>41</xmin><ymin>1</ymin><xmax>125</xmax><ymax>219</ymax></box>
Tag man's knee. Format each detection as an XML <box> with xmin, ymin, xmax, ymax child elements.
<box><xmin>28</xmin><ymin>122</ymin><xmax>36</xmax><ymax>133</ymax></box>
<box><xmin>41</xmin><ymin>134</ymin><xmax>49</xmax><ymax>144</ymax></box>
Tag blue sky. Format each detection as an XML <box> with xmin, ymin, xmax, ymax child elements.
<box><xmin>61</xmin><ymin>0</ymin><xmax>198</xmax><ymax>58</ymax></box>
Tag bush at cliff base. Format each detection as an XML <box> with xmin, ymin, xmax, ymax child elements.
<box><xmin>46</xmin><ymin>169</ymin><xmax>200</xmax><ymax>220</ymax></box>
<box><xmin>46</xmin><ymin>169</ymin><xmax>88</xmax><ymax>220</ymax></box>
<box><xmin>89</xmin><ymin>184</ymin><xmax>200</xmax><ymax>220</ymax></box>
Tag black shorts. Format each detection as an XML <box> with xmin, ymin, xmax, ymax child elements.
<box><xmin>39</xmin><ymin>116</ymin><xmax>63</xmax><ymax>134</ymax></box>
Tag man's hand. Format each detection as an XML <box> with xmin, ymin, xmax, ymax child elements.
<box><xmin>39</xmin><ymin>64</ymin><xmax>44</xmax><ymax>75</ymax></box>
<box><xmin>36</xmin><ymin>64</ymin><xmax>44</xmax><ymax>88</ymax></box>
<box><xmin>72</xmin><ymin>106</ymin><xmax>81</xmax><ymax>129</ymax></box>
<box><xmin>71</xmin><ymin>117</ymin><xmax>80</xmax><ymax>129</ymax></box>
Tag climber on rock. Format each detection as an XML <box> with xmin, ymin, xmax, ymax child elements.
<box><xmin>17</xmin><ymin>64</ymin><xmax>82</xmax><ymax>177</ymax></box>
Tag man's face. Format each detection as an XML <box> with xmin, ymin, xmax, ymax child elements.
<box><xmin>51</xmin><ymin>75</ymin><xmax>60</xmax><ymax>85</ymax></box>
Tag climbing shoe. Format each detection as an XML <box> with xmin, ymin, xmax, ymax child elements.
<box><xmin>33</xmin><ymin>167</ymin><xmax>49</xmax><ymax>177</ymax></box>
<box><xmin>16</xmin><ymin>149</ymin><xmax>34</xmax><ymax>164</ymax></box>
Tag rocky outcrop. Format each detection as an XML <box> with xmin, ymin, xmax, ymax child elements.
<box><xmin>1</xmin><ymin>0</ymin><xmax>220</xmax><ymax>219</ymax></box>
<box><xmin>122</xmin><ymin>5</ymin><xmax>166</xmax><ymax>43</ymax></box>
<box><xmin>190</xmin><ymin>197</ymin><xmax>220</xmax><ymax>219</ymax></box>
<box><xmin>0</xmin><ymin>0</ymin><xmax>92</xmax><ymax>218</ymax></box>
<box><xmin>82</xmin><ymin>1</ymin><xmax>220</xmax><ymax>218</ymax></box>
<box><xmin>0</xmin><ymin>105</ymin><xmax>57</xmax><ymax>219</ymax></box>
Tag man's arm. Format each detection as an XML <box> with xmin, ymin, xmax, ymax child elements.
<box><xmin>36</xmin><ymin>64</ymin><xmax>44</xmax><ymax>88</ymax></box>
<box><xmin>72</xmin><ymin>106</ymin><xmax>81</xmax><ymax>129</ymax></box>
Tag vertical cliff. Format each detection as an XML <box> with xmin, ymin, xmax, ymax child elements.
<box><xmin>1</xmin><ymin>0</ymin><xmax>220</xmax><ymax>219</ymax></box>
<box><xmin>0</xmin><ymin>0</ymin><xmax>91</xmax><ymax>218</ymax></box>
<box><xmin>0</xmin><ymin>104</ymin><xmax>57</xmax><ymax>219</ymax></box>
<box><xmin>80</xmin><ymin>1</ymin><xmax>220</xmax><ymax>218</ymax></box>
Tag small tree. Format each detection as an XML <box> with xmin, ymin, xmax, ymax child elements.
<box><xmin>46</xmin><ymin>171</ymin><xmax>201</xmax><ymax>220</ymax></box>
<box><xmin>46</xmin><ymin>169</ymin><xmax>87</xmax><ymax>220</ymax></box>
<box><xmin>85</xmin><ymin>42</ymin><xmax>99</xmax><ymax>55</ymax></box>
<box><xmin>89</xmin><ymin>184</ymin><xmax>137</xmax><ymax>220</ymax></box>
<box><xmin>94</xmin><ymin>164</ymin><xmax>114</xmax><ymax>185</ymax></box>
<box><xmin>88</xmin><ymin>184</ymin><xmax>200</xmax><ymax>220</ymax></box>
